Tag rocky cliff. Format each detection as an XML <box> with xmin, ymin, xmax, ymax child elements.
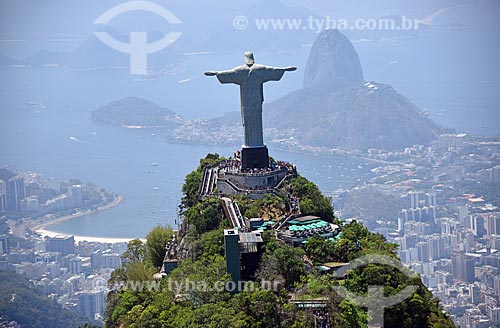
<box><xmin>264</xmin><ymin>29</ymin><xmax>447</xmax><ymax>151</ymax></box>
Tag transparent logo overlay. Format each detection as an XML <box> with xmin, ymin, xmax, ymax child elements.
<box><xmin>93</xmin><ymin>1</ymin><xmax>182</xmax><ymax>75</ymax></box>
<box><xmin>89</xmin><ymin>254</ymin><xmax>417</xmax><ymax>326</ymax></box>
<box><xmin>233</xmin><ymin>15</ymin><xmax>421</xmax><ymax>33</ymax></box>
<box><xmin>332</xmin><ymin>254</ymin><xmax>418</xmax><ymax>327</ymax></box>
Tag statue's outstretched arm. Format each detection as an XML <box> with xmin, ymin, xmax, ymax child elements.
<box><xmin>204</xmin><ymin>68</ymin><xmax>238</xmax><ymax>76</ymax></box>
<box><xmin>262</xmin><ymin>66</ymin><xmax>297</xmax><ymax>82</ymax></box>
<box><xmin>204</xmin><ymin>68</ymin><xmax>240</xmax><ymax>84</ymax></box>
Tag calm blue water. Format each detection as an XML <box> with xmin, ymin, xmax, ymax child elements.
<box><xmin>0</xmin><ymin>108</ymin><xmax>374</xmax><ymax>238</ymax></box>
<box><xmin>1</xmin><ymin>55</ymin><xmax>498</xmax><ymax>238</ymax></box>
<box><xmin>0</xmin><ymin>64</ymin><xmax>376</xmax><ymax>238</ymax></box>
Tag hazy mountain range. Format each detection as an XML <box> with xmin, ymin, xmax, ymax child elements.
<box><xmin>252</xmin><ymin>29</ymin><xmax>447</xmax><ymax>150</ymax></box>
<box><xmin>2</xmin><ymin>0</ymin><xmax>499</xmax><ymax>83</ymax></box>
<box><xmin>92</xmin><ymin>29</ymin><xmax>449</xmax><ymax>151</ymax></box>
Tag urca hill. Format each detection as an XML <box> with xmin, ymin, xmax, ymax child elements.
<box><xmin>264</xmin><ymin>29</ymin><xmax>446</xmax><ymax>151</ymax></box>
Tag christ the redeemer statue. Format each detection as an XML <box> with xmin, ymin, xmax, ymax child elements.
<box><xmin>205</xmin><ymin>51</ymin><xmax>296</xmax><ymax>169</ymax></box>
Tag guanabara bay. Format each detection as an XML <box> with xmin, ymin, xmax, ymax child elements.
<box><xmin>2</xmin><ymin>1</ymin><xmax>499</xmax><ymax>328</ymax></box>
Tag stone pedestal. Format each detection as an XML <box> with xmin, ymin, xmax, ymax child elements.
<box><xmin>241</xmin><ymin>146</ymin><xmax>269</xmax><ymax>169</ymax></box>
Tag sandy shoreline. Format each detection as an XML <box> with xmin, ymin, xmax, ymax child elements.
<box><xmin>35</xmin><ymin>228</ymin><xmax>140</xmax><ymax>243</ymax></box>
<box><xmin>33</xmin><ymin>195</ymin><xmax>139</xmax><ymax>243</ymax></box>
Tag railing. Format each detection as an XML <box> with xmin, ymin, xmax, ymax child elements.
<box><xmin>198</xmin><ymin>167</ymin><xmax>209</xmax><ymax>195</ymax></box>
<box><xmin>199</xmin><ymin>167</ymin><xmax>218</xmax><ymax>196</ymax></box>
<box><xmin>219</xmin><ymin>179</ymin><xmax>279</xmax><ymax>196</ymax></box>
<box><xmin>226</xmin><ymin>166</ymin><xmax>288</xmax><ymax>177</ymax></box>
<box><xmin>202</xmin><ymin>161</ymin><xmax>296</xmax><ymax>197</ymax></box>
<box><xmin>221</xmin><ymin>197</ymin><xmax>244</xmax><ymax>229</ymax></box>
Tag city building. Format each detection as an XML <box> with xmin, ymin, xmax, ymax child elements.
<box><xmin>0</xmin><ymin>179</ymin><xmax>7</xmax><ymax>212</ymax></box>
<box><xmin>22</xmin><ymin>195</ymin><xmax>39</xmax><ymax>213</ymax></box>
<box><xmin>452</xmin><ymin>251</ymin><xmax>476</xmax><ymax>283</ymax></box>
<box><xmin>69</xmin><ymin>257</ymin><xmax>82</xmax><ymax>274</ymax></box>
<box><xmin>485</xmin><ymin>214</ymin><xmax>500</xmax><ymax>236</ymax></box>
<box><xmin>406</xmin><ymin>191</ymin><xmax>424</xmax><ymax>209</ymax></box>
<box><xmin>77</xmin><ymin>290</ymin><xmax>106</xmax><ymax>321</ymax></box>
<box><xmin>46</xmin><ymin>236</ymin><xmax>75</xmax><ymax>256</ymax></box>
<box><xmin>0</xmin><ymin>235</ymin><xmax>9</xmax><ymax>254</ymax></box>
<box><xmin>438</xmin><ymin>133</ymin><xmax>469</xmax><ymax>151</ymax></box>
<box><xmin>7</xmin><ymin>176</ymin><xmax>26</xmax><ymax>212</ymax></box>
<box><xmin>90</xmin><ymin>250</ymin><xmax>103</xmax><ymax>270</ymax></box>
<box><xmin>68</xmin><ymin>185</ymin><xmax>83</xmax><ymax>206</ymax></box>
<box><xmin>102</xmin><ymin>252</ymin><xmax>121</xmax><ymax>269</ymax></box>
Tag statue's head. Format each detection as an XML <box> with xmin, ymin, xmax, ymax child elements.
<box><xmin>244</xmin><ymin>51</ymin><xmax>254</xmax><ymax>66</ymax></box>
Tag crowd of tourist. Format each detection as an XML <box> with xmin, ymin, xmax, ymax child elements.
<box><xmin>218</xmin><ymin>159</ymin><xmax>241</xmax><ymax>174</ymax></box>
<box><xmin>240</xmin><ymin>166</ymin><xmax>281</xmax><ymax>175</ymax></box>
<box><xmin>289</xmin><ymin>195</ymin><xmax>300</xmax><ymax>214</ymax></box>
<box><xmin>217</xmin><ymin>158</ymin><xmax>295</xmax><ymax>177</ymax></box>
<box><xmin>275</xmin><ymin>160</ymin><xmax>296</xmax><ymax>173</ymax></box>
<box><xmin>314</xmin><ymin>310</ymin><xmax>330</xmax><ymax>328</ymax></box>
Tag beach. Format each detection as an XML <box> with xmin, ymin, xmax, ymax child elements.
<box><xmin>31</xmin><ymin>195</ymin><xmax>135</xmax><ymax>243</ymax></box>
<box><xmin>35</xmin><ymin>227</ymin><xmax>138</xmax><ymax>243</ymax></box>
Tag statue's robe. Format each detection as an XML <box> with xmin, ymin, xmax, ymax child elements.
<box><xmin>215</xmin><ymin>64</ymin><xmax>286</xmax><ymax>147</ymax></box>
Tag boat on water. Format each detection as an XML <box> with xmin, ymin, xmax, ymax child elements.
<box><xmin>27</xmin><ymin>101</ymin><xmax>46</xmax><ymax>108</ymax></box>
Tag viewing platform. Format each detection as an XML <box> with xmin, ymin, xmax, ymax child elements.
<box><xmin>199</xmin><ymin>158</ymin><xmax>297</xmax><ymax>199</ymax></box>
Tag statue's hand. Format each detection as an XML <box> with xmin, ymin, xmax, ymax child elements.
<box><xmin>204</xmin><ymin>71</ymin><xmax>217</xmax><ymax>76</ymax></box>
<box><xmin>285</xmin><ymin>66</ymin><xmax>297</xmax><ymax>72</ymax></box>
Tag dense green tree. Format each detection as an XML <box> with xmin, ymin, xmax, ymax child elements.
<box><xmin>336</xmin><ymin>300</ymin><xmax>368</xmax><ymax>328</ymax></box>
<box><xmin>183</xmin><ymin>197</ymin><xmax>222</xmax><ymax>234</ymax></box>
<box><xmin>166</xmin><ymin>255</ymin><xmax>232</xmax><ymax>306</ymax></box>
<box><xmin>231</xmin><ymin>290</ymin><xmax>281</xmax><ymax>328</ymax></box>
<box><xmin>257</xmin><ymin>239</ymin><xmax>305</xmax><ymax>289</ymax></box>
<box><xmin>181</xmin><ymin>169</ymin><xmax>202</xmax><ymax>209</ymax></box>
<box><xmin>0</xmin><ymin>272</ymin><xmax>96</xmax><ymax>327</ymax></box>
<box><xmin>180</xmin><ymin>153</ymin><xmax>224</xmax><ymax>210</ymax></box>
<box><xmin>289</xmin><ymin>176</ymin><xmax>334</xmax><ymax>220</ymax></box>
<box><xmin>105</xmin><ymin>154</ymin><xmax>457</xmax><ymax>328</ymax></box>
<box><xmin>145</xmin><ymin>225</ymin><xmax>173</xmax><ymax>268</ymax></box>
<box><xmin>303</xmin><ymin>236</ymin><xmax>335</xmax><ymax>263</ymax></box>
<box><xmin>122</xmin><ymin>239</ymin><xmax>147</xmax><ymax>264</ymax></box>
<box><xmin>107</xmin><ymin>290</ymin><xmax>141</xmax><ymax>327</ymax></box>
<box><xmin>235</xmin><ymin>194</ymin><xmax>286</xmax><ymax>221</ymax></box>
<box><xmin>125</xmin><ymin>261</ymin><xmax>157</xmax><ymax>282</ymax></box>
<box><xmin>197</xmin><ymin>226</ymin><xmax>225</xmax><ymax>259</ymax></box>
<box><xmin>199</xmin><ymin>153</ymin><xmax>223</xmax><ymax>169</ymax></box>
